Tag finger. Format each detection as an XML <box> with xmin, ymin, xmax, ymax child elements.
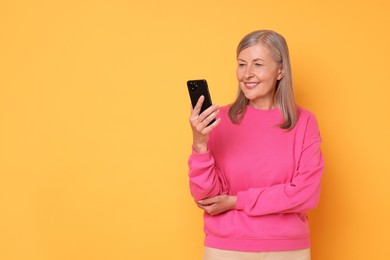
<box><xmin>196</xmin><ymin>203</ymin><xmax>212</xmax><ymax>213</ymax></box>
<box><xmin>191</xmin><ymin>95</ymin><xmax>205</xmax><ymax>115</ymax></box>
<box><xmin>199</xmin><ymin>109</ymin><xmax>220</xmax><ymax>129</ymax></box>
<box><xmin>198</xmin><ymin>117</ymin><xmax>221</xmax><ymax>136</ymax></box>
<box><xmin>198</xmin><ymin>197</ymin><xmax>217</xmax><ymax>205</ymax></box>
<box><xmin>199</xmin><ymin>103</ymin><xmax>219</xmax><ymax>118</ymax></box>
<box><xmin>196</xmin><ymin>203</ymin><xmax>206</xmax><ymax>210</ymax></box>
<box><xmin>201</xmin><ymin>205</ymin><xmax>214</xmax><ymax>214</ymax></box>
<box><xmin>193</xmin><ymin>102</ymin><xmax>219</xmax><ymax>123</ymax></box>
<box><xmin>193</xmin><ymin>104</ymin><xmax>219</xmax><ymax>128</ymax></box>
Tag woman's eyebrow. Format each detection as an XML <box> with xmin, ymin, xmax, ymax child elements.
<box><xmin>237</xmin><ymin>58</ymin><xmax>265</xmax><ymax>62</ymax></box>
<box><xmin>253</xmin><ymin>58</ymin><xmax>265</xmax><ymax>62</ymax></box>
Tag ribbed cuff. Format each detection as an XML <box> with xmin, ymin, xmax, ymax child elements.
<box><xmin>235</xmin><ymin>191</ymin><xmax>249</xmax><ymax>211</ymax></box>
<box><xmin>191</xmin><ymin>147</ymin><xmax>211</xmax><ymax>159</ymax></box>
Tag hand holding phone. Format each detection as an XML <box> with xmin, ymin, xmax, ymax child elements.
<box><xmin>187</xmin><ymin>79</ymin><xmax>220</xmax><ymax>153</ymax></box>
<box><xmin>187</xmin><ymin>79</ymin><xmax>216</xmax><ymax>126</ymax></box>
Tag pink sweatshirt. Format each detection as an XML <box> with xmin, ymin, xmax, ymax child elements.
<box><xmin>188</xmin><ymin>105</ymin><xmax>324</xmax><ymax>252</ymax></box>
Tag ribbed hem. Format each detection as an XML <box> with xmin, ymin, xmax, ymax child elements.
<box><xmin>205</xmin><ymin>235</ymin><xmax>311</xmax><ymax>252</ymax></box>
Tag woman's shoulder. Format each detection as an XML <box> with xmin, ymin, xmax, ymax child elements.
<box><xmin>297</xmin><ymin>105</ymin><xmax>317</xmax><ymax>120</ymax></box>
<box><xmin>296</xmin><ymin>105</ymin><xmax>321</xmax><ymax>130</ymax></box>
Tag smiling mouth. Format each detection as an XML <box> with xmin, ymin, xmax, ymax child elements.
<box><xmin>244</xmin><ymin>82</ymin><xmax>259</xmax><ymax>89</ymax></box>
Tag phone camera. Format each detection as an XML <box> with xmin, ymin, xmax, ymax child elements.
<box><xmin>190</xmin><ymin>82</ymin><xmax>198</xmax><ymax>91</ymax></box>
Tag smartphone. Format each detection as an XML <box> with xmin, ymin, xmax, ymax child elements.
<box><xmin>187</xmin><ymin>79</ymin><xmax>216</xmax><ymax>126</ymax></box>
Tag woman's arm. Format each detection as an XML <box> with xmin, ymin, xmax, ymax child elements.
<box><xmin>188</xmin><ymin>150</ymin><xmax>228</xmax><ymax>201</ymax></box>
<box><xmin>188</xmin><ymin>96</ymin><xmax>224</xmax><ymax>201</ymax></box>
<box><xmin>235</xmin><ymin>114</ymin><xmax>324</xmax><ymax>216</ymax></box>
<box><xmin>196</xmin><ymin>114</ymin><xmax>324</xmax><ymax>216</ymax></box>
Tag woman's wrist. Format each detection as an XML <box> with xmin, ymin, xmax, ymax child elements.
<box><xmin>192</xmin><ymin>142</ymin><xmax>208</xmax><ymax>153</ymax></box>
<box><xmin>229</xmin><ymin>196</ymin><xmax>237</xmax><ymax>210</ymax></box>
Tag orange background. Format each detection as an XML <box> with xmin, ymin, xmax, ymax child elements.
<box><xmin>1</xmin><ymin>0</ymin><xmax>389</xmax><ymax>259</ymax></box>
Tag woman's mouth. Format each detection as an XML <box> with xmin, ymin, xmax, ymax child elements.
<box><xmin>244</xmin><ymin>82</ymin><xmax>259</xmax><ymax>89</ymax></box>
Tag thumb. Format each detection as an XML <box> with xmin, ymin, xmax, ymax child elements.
<box><xmin>198</xmin><ymin>196</ymin><xmax>218</xmax><ymax>205</ymax></box>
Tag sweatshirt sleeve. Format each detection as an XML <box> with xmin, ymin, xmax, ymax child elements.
<box><xmin>235</xmin><ymin>113</ymin><xmax>325</xmax><ymax>216</ymax></box>
<box><xmin>188</xmin><ymin>149</ymin><xmax>228</xmax><ymax>201</ymax></box>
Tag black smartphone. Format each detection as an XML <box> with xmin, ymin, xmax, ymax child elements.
<box><xmin>187</xmin><ymin>79</ymin><xmax>216</xmax><ymax>126</ymax></box>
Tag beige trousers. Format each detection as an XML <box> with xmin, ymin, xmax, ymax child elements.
<box><xmin>203</xmin><ymin>247</ymin><xmax>311</xmax><ymax>260</ymax></box>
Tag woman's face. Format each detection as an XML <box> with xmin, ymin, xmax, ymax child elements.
<box><xmin>236</xmin><ymin>43</ymin><xmax>283</xmax><ymax>109</ymax></box>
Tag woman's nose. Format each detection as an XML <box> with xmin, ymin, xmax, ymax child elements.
<box><xmin>245</xmin><ymin>66</ymin><xmax>254</xmax><ymax>78</ymax></box>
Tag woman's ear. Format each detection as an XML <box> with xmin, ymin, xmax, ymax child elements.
<box><xmin>277</xmin><ymin>68</ymin><xmax>284</xmax><ymax>80</ymax></box>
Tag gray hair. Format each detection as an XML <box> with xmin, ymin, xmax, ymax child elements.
<box><xmin>229</xmin><ymin>30</ymin><xmax>297</xmax><ymax>129</ymax></box>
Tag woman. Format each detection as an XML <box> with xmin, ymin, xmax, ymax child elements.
<box><xmin>188</xmin><ymin>30</ymin><xmax>324</xmax><ymax>260</ymax></box>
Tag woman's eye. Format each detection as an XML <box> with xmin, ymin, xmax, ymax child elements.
<box><xmin>238</xmin><ymin>63</ymin><xmax>246</xmax><ymax>67</ymax></box>
<box><xmin>255</xmin><ymin>63</ymin><xmax>263</xmax><ymax>67</ymax></box>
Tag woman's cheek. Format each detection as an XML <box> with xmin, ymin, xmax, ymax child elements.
<box><xmin>236</xmin><ymin>69</ymin><xmax>244</xmax><ymax>80</ymax></box>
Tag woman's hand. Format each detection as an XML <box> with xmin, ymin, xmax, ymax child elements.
<box><xmin>189</xmin><ymin>96</ymin><xmax>221</xmax><ymax>153</ymax></box>
<box><xmin>196</xmin><ymin>195</ymin><xmax>237</xmax><ymax>216</ymax></box>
